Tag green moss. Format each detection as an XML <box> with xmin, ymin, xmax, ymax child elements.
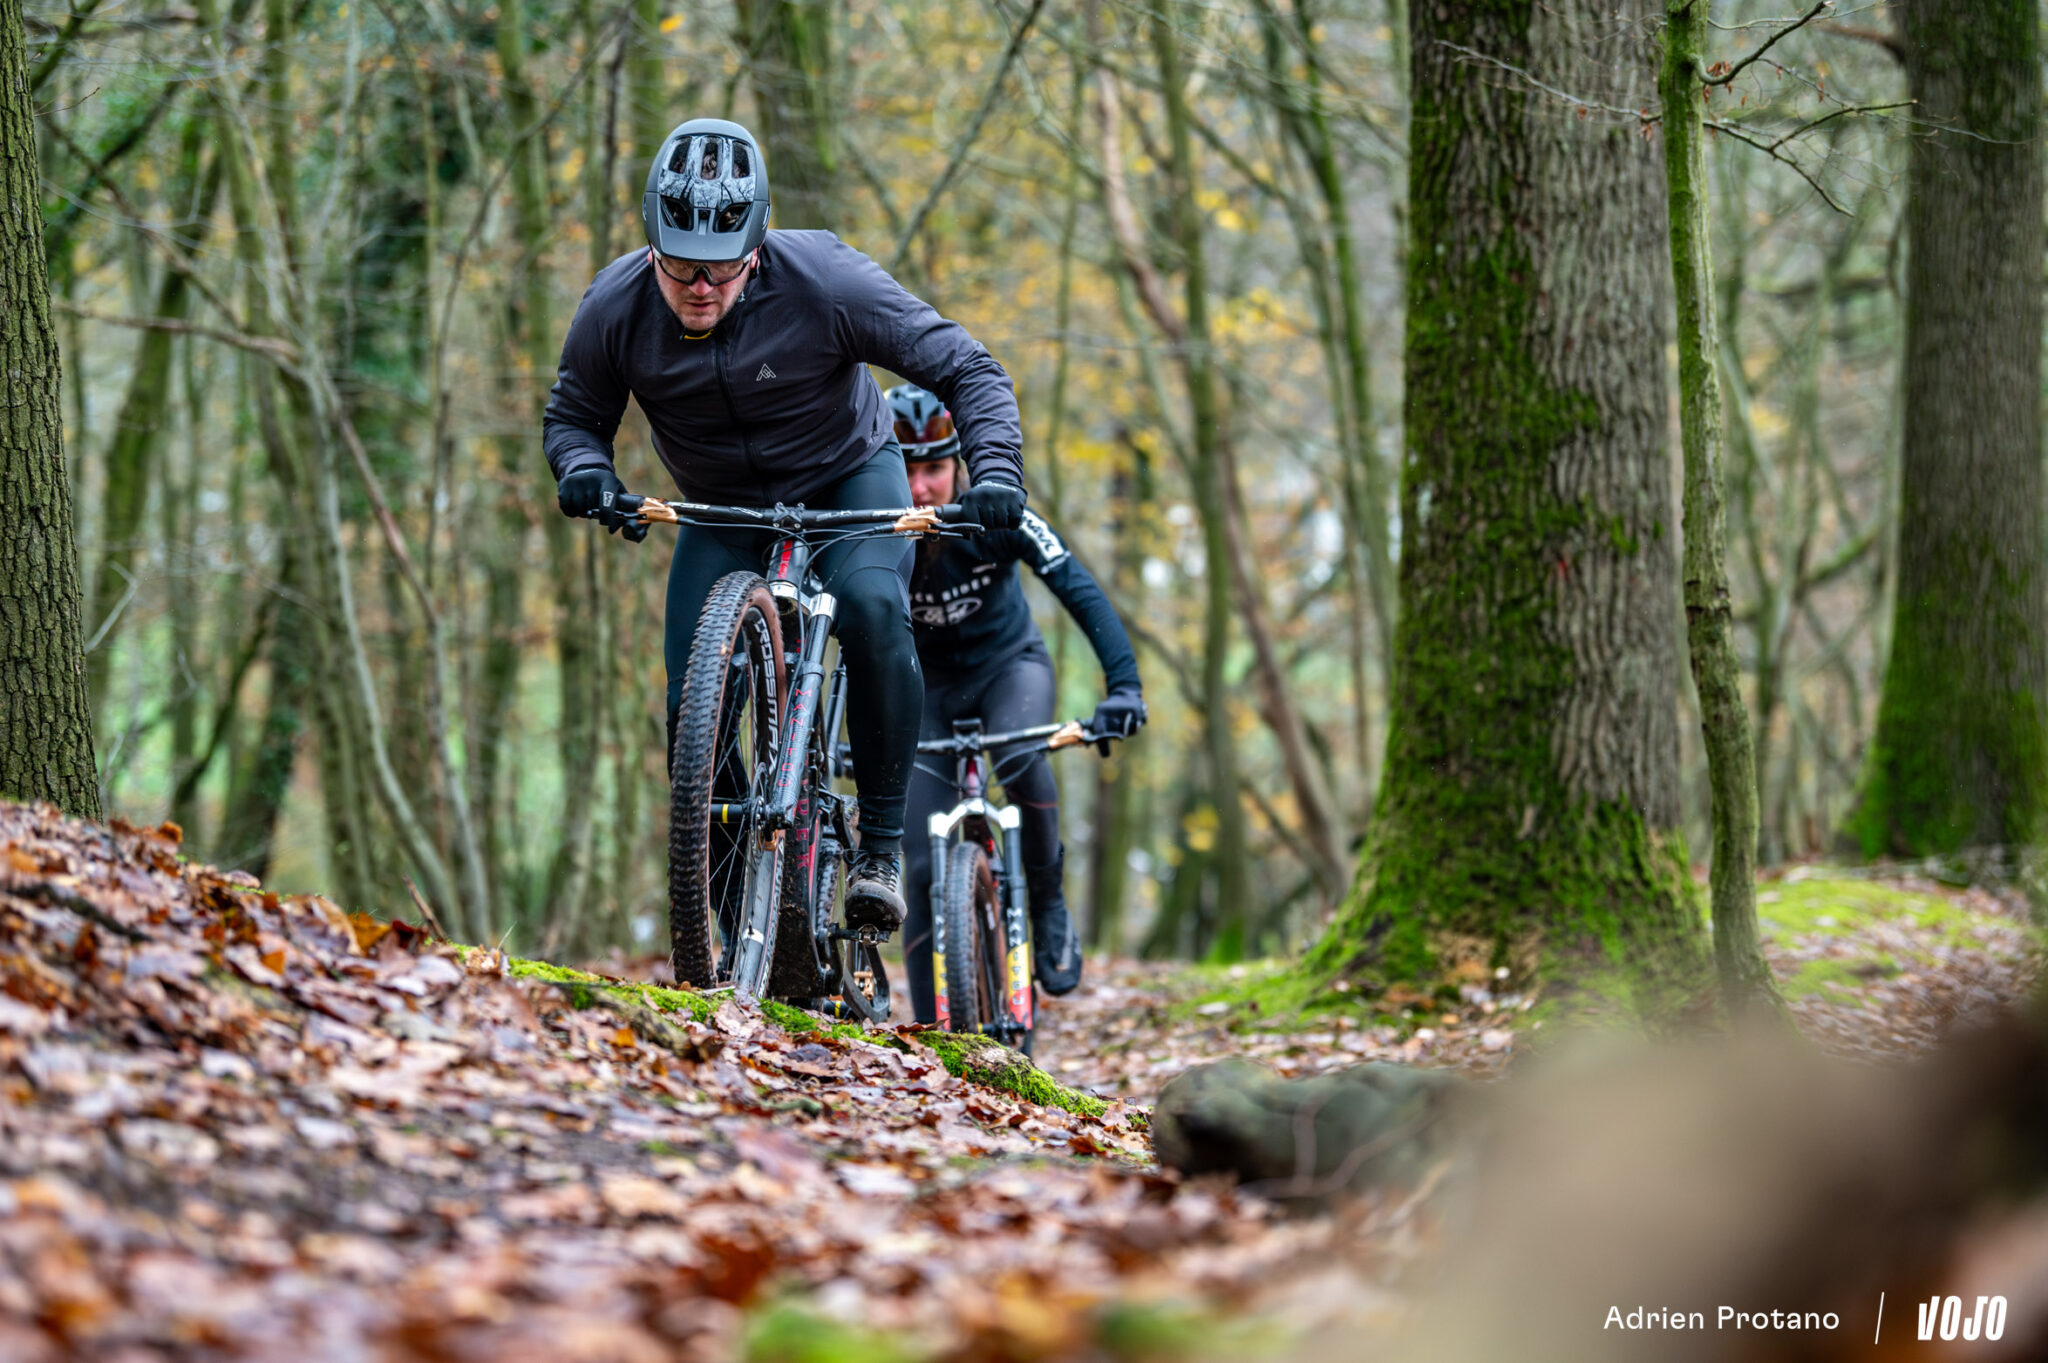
<box><xmin>1093</xmin><ymin>1301</ymin><xmax>1283</xmax><ymax>1361</ymax></box>
<box><xmin>1754</xmin><ymin>874</ymin><xmax>2041</xmax><ymax>992</ymax></box>
<box><xmin>505</xmin><ymin>956</ymin><xmax>720</xmax><ymax>1022</ymax></box>
<box><xmin>1754</xmin><ymin>876</ymin><xmax>1983</xmax><ymax>943</ymax></box>
<box><xmin>743</xmin><ymin>1304</ymin><xmax>920</xmax><ymax>1363</ymax></box>
<box><xmin>919</xmin><ymin>1031</ymin><xmax>1108</xmax><ymax>1119</ymax></box>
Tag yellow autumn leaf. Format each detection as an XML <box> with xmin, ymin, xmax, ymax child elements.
<box><xmin>659</xmin><ymin>12</ymin><xmax>682</xmax><ymax>32</ymax></box>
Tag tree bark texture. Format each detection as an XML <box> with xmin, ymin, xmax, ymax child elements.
<box><xmin>737</xmin><ymin>0</ymin><xmax>836</xmax><ymax>231</ymax></box>
<box><xmin>1313</xmin><ymin>0</ymin><xmax>1703</xmax><ymax>994</ymax></box>
<box><xmin>1</xmin><ymin>0</ymin><xmax>103</xmax><ymax>820</ymax></box>
<box><xmin>1851</xmin><ymin>0</ymin><xmax>2048</xmax><ymax>861</ymax></box>
<box><xmin>1660</xmin><ymin>0</ymin><xmax>1782</xmax><ymax>1023</ymax></box>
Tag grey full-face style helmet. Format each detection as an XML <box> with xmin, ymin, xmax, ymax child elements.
<box><xmin>642</xmin><ymin>118</ymin><xmax>772</xmax><ymax>261</ymax></box>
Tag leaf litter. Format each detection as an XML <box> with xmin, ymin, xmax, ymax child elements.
<box><xmin>0</xmin><ymin>803</ymin><xmax>1419</xmax><ymax>1361</ymax></box>
<box><xmin>6</xmin><ymin>803</ymin><xmax>2039</xmax><ymax>1360</ymax></box>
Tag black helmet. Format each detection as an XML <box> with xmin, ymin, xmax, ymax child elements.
<box><xmin>886</xmin><ymin>383</ymin><xmax>960</xmax><ymax>461</ymax></box>
<box><xmin>643</xmin><ymin>118</ymin><xmax>771</xmax><ymax>260</ymax></box>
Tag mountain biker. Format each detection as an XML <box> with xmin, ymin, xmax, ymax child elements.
<box><xmin>542</xmin><ymin>118</ymin><xmax>1028</xmax><ymax>931</ymax></box>
<box><xmin>890</xmin><ymin>383</ymin><xmax>1146</xmax><ymax>1019</ymax></box>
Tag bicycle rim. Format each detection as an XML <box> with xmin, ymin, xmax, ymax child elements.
<box><xmin>669</xmin><ymin>573</ymin><xmax>784</xmax><ymax>993</ymax></box>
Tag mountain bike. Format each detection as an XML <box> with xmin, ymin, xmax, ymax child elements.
<box><xmin>918</xmin><ymin>716</ymin><xmax>1117</xmax><ymax>1055</ymax></box>
<box><xmin>604</xmin><ymin>493</ymin><xmax>978</xmax><ymax>1021</ymax></box>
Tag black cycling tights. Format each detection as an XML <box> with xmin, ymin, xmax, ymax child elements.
<box><xmin>663</xmin><ymin>448</ymin><xmax>921</xmax><ymax>852</ymax></box>
<box><xmin>900</xmin><ymin>647</ymin><xmax>1061</xmax><ymax>1023</ymax></box>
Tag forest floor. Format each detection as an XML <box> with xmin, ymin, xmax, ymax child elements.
<box><xmin>2</xmin><ymin>800</ymin><xmax>2041</xmax><ymax>1362</ymax></box>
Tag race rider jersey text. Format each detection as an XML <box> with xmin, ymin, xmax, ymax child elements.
<box><xmin>910</xmin><ymin>510</ymin><xmax>1140</xmax><ymax>691</ymax></box>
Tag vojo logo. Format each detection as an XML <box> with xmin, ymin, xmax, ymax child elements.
<box><xmin>1918</xmin><ymin>1295</ymin><xmax>2007</xmax><ymax>1342</ymax></box>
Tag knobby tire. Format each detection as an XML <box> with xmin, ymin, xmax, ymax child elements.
<box><xmin>940</xmin><ymin>844</ymin><xmax>1002</xmax><ymax>1035</ymax></box>
<box><xmin>669</xmin><ymin>573</ymin><xmax>784</xmax><ymax>993</ymax></box>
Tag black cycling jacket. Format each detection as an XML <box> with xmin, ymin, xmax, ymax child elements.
<box><xmin>542</xmin><ymin>232</ymin><xmax>1024</xmax><ymax>504</ymax></box>
<box><xmin>911</xmin><ymin>510</ymin><xmax>1140</xmax><ymax>693</ymax></box>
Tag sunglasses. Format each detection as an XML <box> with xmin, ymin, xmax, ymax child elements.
<box><xmin>893</xmin><ymin>409</ymin><xmax>956</xmax><ymax>447</ymax></box>
<box><xmin>652</xmin><ymin>251</ymin><xmax>751</xmax><ymax>288</ymax></box>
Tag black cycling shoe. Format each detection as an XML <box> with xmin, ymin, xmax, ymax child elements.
<box><xmin>1033</xmin><ymin>897</ymin><xmax>1083</xmax><ymax>996</ymax></box>
<box><xmin>844</xmin><ymin>849</ymin><xmax>907</xmax><ymax>932</ymax></box>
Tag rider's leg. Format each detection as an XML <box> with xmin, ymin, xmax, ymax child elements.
<box><xmin>901</xmin><ymin>682</ymin><xmax>968</xmax><ymax>1024</ymax></box>
<box><xmin>811</xmin><ymin>448</ymin><xmax>921</xmax><ymax>855</ymax></box>
<box><xmin>979</xmin><ymin>651</ymin><xmax>1081</xmax><ymax>993</ymax></box>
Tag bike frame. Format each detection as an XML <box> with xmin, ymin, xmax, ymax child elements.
<box><xmin>922</xmin><ymin>718</ymin><xmax>1090</xmax><ymax>1044</ymax></box>
<box><xmin>615</xmin><ymin>494</ymin><xmax>973</xmax><ymax>1008</ymax></box>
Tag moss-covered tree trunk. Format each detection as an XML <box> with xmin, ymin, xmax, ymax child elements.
<box><xmin>736</xmin><ymin>0</ymin><xmax>836</xmax><ymax>230</ymax></box>
<box><xmin>1309</xmin><ymin>0</ymin><xmax>1703</xmax><ymax>999</ymax></box>
<box><xmin>1659</xmin><ymin>0</ymin><xmax>1784</xmax><ymax>1024</ymax></box>
<box><xmin>0</xmin><ymin>0</ymin><xmax>102</xmax><ymax>821</ymax></box>
<box><xmin>1850</xmin><ymin>0</ymin><xmax>2047</xmax><ymax>862</ymax></box>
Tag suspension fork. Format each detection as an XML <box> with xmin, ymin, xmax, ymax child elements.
<box><xmin>992</xmin><ymin>806</ymin><xmax>1031</xmax><ymax>1031</ymax></box>
<box><xmin>768</xmin><ymin>592</ymin><xmax>837</xmax><ymax>827</ymax></box>
<box><xmin>929</xmin><ymin>817</ymin><xmax>952</xmax><ymax>1026</ymax></box>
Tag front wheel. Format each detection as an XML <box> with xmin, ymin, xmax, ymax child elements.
<box><xmin>939</xmin><ymin>843</ymin><xmax>1005</xmax><ymax>1036</ymax></box>
<box><xmin>669</xmin><ymin>573</ymin><xmax>785</xmax><ymax>994</ymax></box>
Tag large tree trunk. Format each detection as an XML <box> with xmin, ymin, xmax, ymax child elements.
<box><xmin>0</xmin><ymin>0</ymin><xmax>102</xmax><ymax>820</ymax></box>
<box><xmin>737</xmin><ymin>0</ymin><xmax>836</xmax><ymax>230</ymax></box>
<box><xmin>1310</xmin><ymin>0</ymin><xmax>1703</xmax><ymax>999</ymax></box>
<box><xmin>1850</xmin><ymin>0</ymin><xmax>2047</xmax><ymax>862</ymax></box>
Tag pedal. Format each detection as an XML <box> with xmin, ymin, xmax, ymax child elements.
<box><xmin>828</xmin><ymin>925</ymin><xmax>893</xmax><ymax>946</ymax></box>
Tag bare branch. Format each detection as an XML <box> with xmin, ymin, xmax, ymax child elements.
<box><xmin>51</xmin><ymin>302</ymin><xmax>303</xmax><ymax>365</ymax></box>
<box><xmin>1096</xmin><ymin>68</ymin><xmax>1186</xmax><ymax>345</ymax></box>
<box><xmin>887</xmin><ymin>0</ymin><xmax>1048</xmax><ymax>273</ymax></box>
<box><xmin>1435</xmin><ymin>41</ymin><xmax>1653</xmax><ymax>125</ymax></box>
<box><xmin>1701</xmin><ymin>118</ymin><xmax>1850</xmax><ymax>213</ymax></box>
<box><xmin>1758</xmin><ymin>99</ymin><xmax>1914</xmax><ymax>152</ymax></box>
<box><xmin>1704</xmin><ymin>0</ymin><xmax>1831</xmax><ymax>87</ymax></box>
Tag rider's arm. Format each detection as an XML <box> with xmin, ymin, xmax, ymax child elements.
<box><xmin>1015</xmin><ymin>512</ymin><xmax>1142</xmax><ymax>693</ymax></box>
<box><xmin>826</xmin><ymin>238</ymin><xmax>1026</xmax><ymax>492</ymax></box>
<box><xmin>542</xmin><ymin>281</ymin><xmax>632</xmax><ymax>482</ymax></box>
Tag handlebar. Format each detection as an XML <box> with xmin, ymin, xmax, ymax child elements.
<box><xmin>596</xmin><ymin>494</ymin><xmax>981</xmax><ymax>537</ymax></box>
<box><xmin>914</xmin><ymin>718</ymin><xmax>1109</xmax><ymax>757</ymax></box>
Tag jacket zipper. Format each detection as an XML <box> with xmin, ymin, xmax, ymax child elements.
<box><xmin>709</xmin><ymin>317</ymin><xmax>762</xmax><ymax>488</ymax></box>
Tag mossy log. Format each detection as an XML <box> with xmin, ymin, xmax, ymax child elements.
<box><xmin>1152</xmin><ymin>1058</ymin><xmax>1469</xmax><ymax>1202</ymax></box>
<box><xmin>916</xmin><ymin>1030</ymin><xmax>1109</xmax><ymax>1119</ymax></box>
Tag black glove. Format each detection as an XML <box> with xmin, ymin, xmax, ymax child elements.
<box><xmin>556</xmin><ymin>467</ymin><xmax>647</xmax><ymax>541</ymax></box>
<box><xmin>1089</xmin><ymin>688</ymin><xmax>1147</xmax><ymax>755</ymax></box>
<box><xmin>958</xmin><ymin>480</ymin><xmax>1026</xmax><ymax>533</ymax></box>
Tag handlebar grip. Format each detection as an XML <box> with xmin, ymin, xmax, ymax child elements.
<box><xmin>933</xmin><ymin>503</ymin><xmax>985</xmax><ymax>534</ymax></box>
<box><xmin>615</xmin><ymin>493</ymin><xmax>645</xmax><ymax>514</ymax></box>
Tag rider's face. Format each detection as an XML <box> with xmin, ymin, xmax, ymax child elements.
<box><xmin>650</xmin><ymin>248</ymin><xmax>756</xmax><ymax>333</ymax></box>
<box><xmin>907</xmin><ymin>457</ymin><xmax>958</xmax><ymax>507</ymax></box>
